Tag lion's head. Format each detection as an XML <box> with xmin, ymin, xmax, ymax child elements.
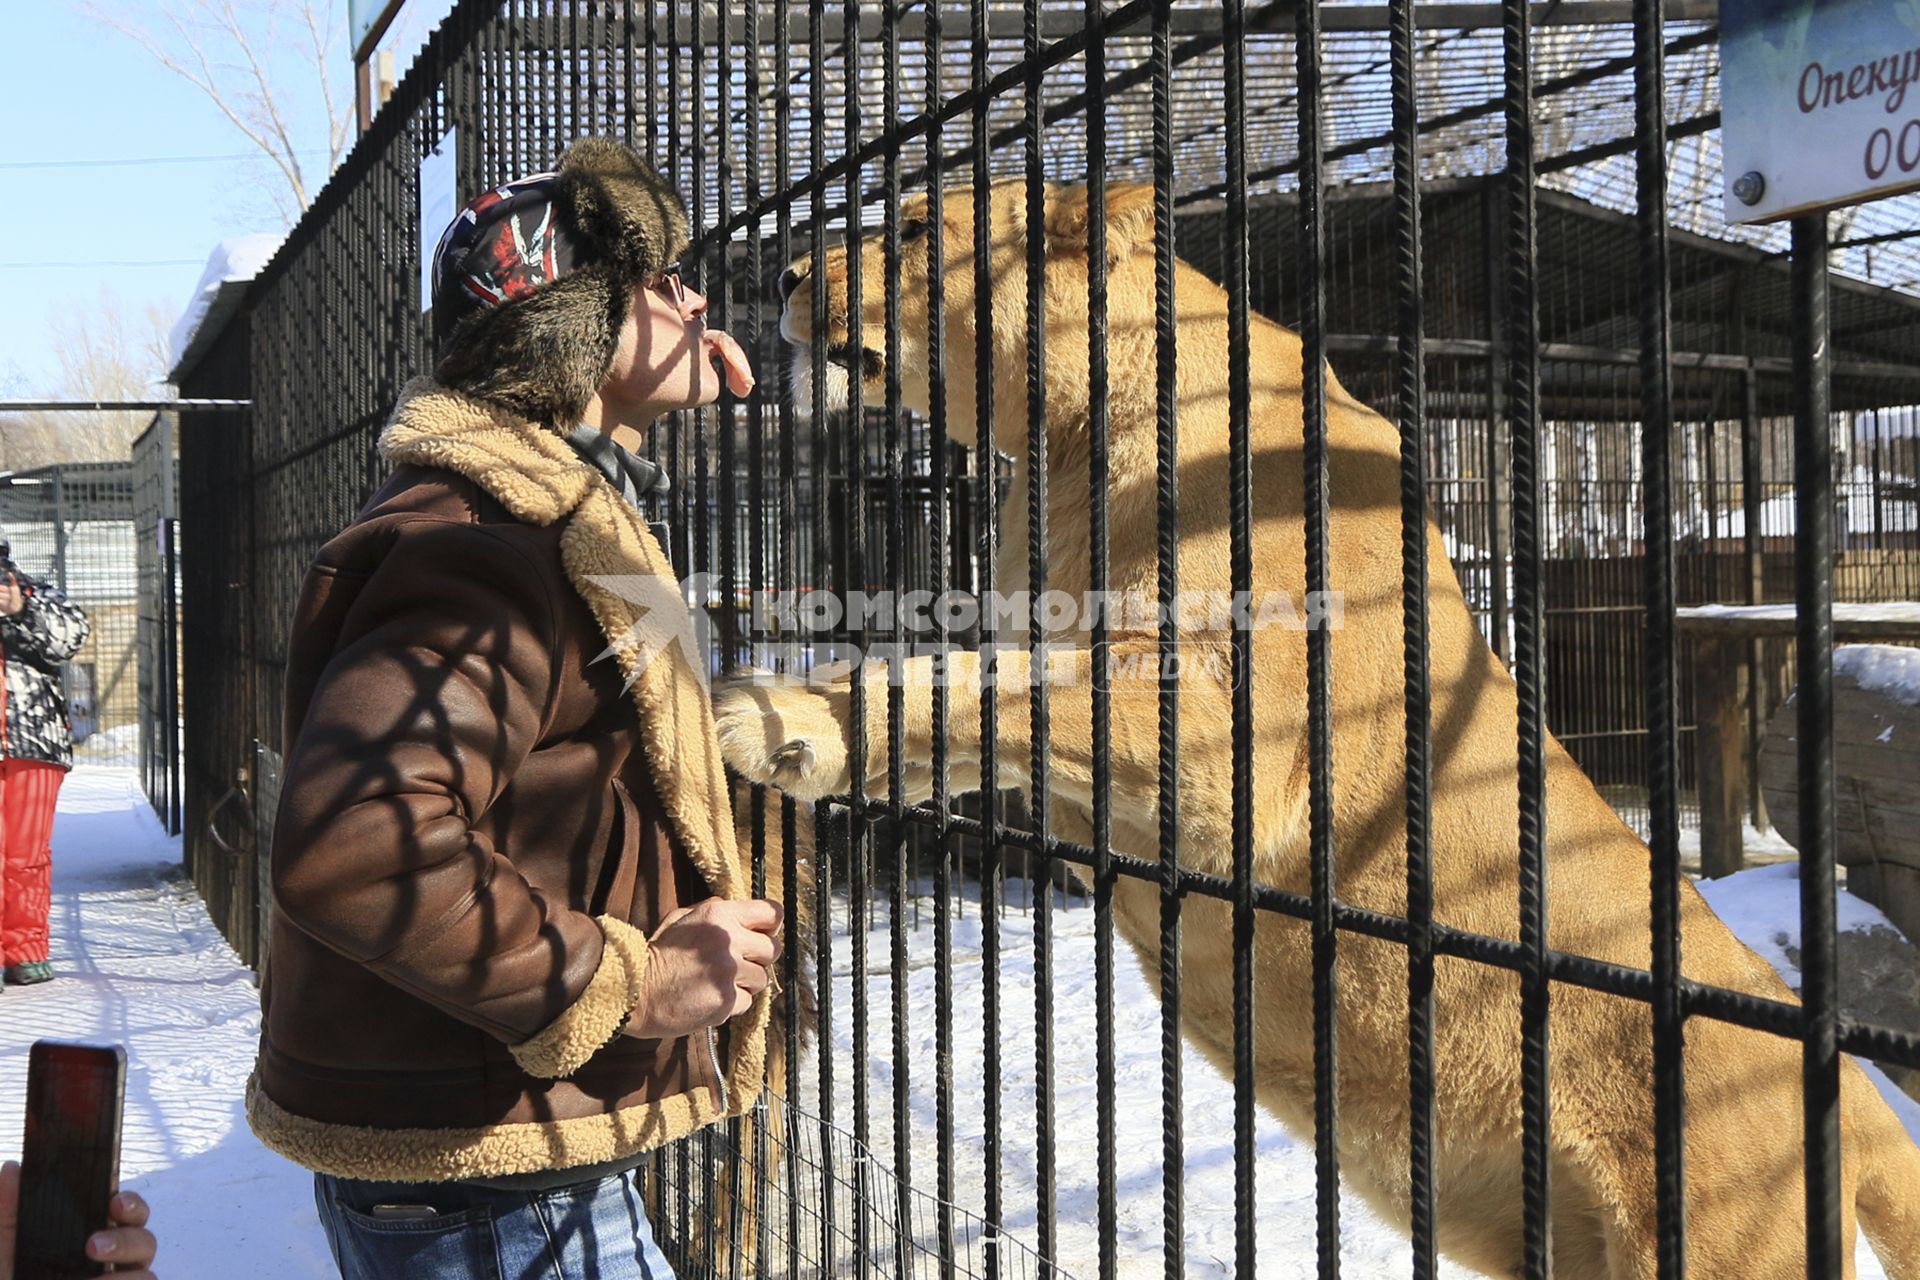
<box><xmin>777</xmin><ymin>179</ymin><xmax>1158</xmax><ymax>443</ymax></box>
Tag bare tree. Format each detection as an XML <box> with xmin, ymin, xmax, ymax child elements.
<box><xmin>88</xmin><ymin>0</ymin><xmax>353</xmax><ymax>222</ymax></box>
<box><xmin>0</xmin><ymin>293</ymin><xmax>173</xmax><ymax>471</ymax></box>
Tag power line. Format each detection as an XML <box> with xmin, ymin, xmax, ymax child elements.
<box><xmin>0</xmin><ymin>151</ymin><xmax>328</xmax><ymax>171</ymax></box>
<box><xmin>0</xmin><ymin>400</ymin><xmax>250</xmax><ymax>413</ymax></box>
<box><xmin>0</xmin><ymin>259</ymin><xmax>205</xmax><ymax>269</ymax></box>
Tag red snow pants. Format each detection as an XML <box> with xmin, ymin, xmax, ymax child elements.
<box><xmin>0</xmin><ymin>759</ymin><xmax>65</xmax><ymax>967</ymax></box>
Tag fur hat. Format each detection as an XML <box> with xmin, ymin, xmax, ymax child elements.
<box><xmin>432</xmin><ymin>137</ymin><xmax>691</xmax><ymax>429</ymax></box>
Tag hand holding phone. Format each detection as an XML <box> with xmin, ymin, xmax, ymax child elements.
<box><xmin>7</xmin><ymin>1042</ymin><xmax>151</xmax><ymax>1280</ymax></box>
<box><xmin>1</xmin><ymin>1166</ymin><xmax>155</xmax><ymax>1280</ymax></box>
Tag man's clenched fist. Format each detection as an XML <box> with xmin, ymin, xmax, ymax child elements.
<box><xmin>623</xmin><ymin>897</ymin><xmax>784</xmax><ymax>1041</ymax></box>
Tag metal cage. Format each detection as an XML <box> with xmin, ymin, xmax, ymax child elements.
<box><xmin>168</xmin><ymin>1</ymin><xmax>1920</xmax><ymax>1276</ymax></box>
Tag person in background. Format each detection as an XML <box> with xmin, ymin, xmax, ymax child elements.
<box><xmin>0</xmin><ymin>544</ymin><xmax>90</xmax><ymax>991</ymax></box>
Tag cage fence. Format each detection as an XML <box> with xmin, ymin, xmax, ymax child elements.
<box><xmin>162</xmin><ymin>0</ymin><xmax>1920</xmax><ymax>1277</ymax></box>
<box><xmin>0</xmin><ymin>461</ymin><xmax>145</xmax><ymax>769</ymax></box>
<box><xmin>175</xmin><ymin>324</ymin><xmax>259</xmax><ymax>961</ymax></box>
<box><xmin>638</xmin><ymin>1090</ymin><xmax>1072</xmax><ymax>1280</ymax></box>
<box><xmin>133</xmin><ymin>413</ymin><xmax>183</xmax><ymax>835</ymax></box>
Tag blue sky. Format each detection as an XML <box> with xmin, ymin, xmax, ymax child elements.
<box><xmin>0</xmin><ymin>0</ymin><xmax>456</xmax><ymax>398</ymax></box>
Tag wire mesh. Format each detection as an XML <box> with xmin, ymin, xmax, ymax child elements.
<box><xmin>0</xmin><ymin>462</ymin><xmax>143</xmax><ymax>769</ymax></box>
<box><xmin>638</xmin><ymin>1089</ymin><xmax>1071</xmax><ymax>1280</ymax></box>
<box><xmin>132</xmin><ymin>414</ymin><xmax>182</xmax><ymax>835</ymax></box>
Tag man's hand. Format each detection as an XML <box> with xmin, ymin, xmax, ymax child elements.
<box><xmin>624</xmin><ymin>898</ymin><xmax>783</xmax><ymax>1042</ymax></box>
<box><xmin>0</xmin><ymin>1160</ymin><xmax>160</xmax><ymax>1280</ymax></box>
<box><xmin>0</xmin><ymin>575</ymin><xmax>24</xmax><ymax>618</ymax></box>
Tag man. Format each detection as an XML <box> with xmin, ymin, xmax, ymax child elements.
<box><xmin>247</xmin><ymin>137</ymin><xmax>772</xmax><ymax>1279</ymax></box>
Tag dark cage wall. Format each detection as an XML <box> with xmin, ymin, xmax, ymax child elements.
<box><xmin>168</xmin><ymin>1</ymin><xmax>1920</xmax><ymax>1277</ymax></box>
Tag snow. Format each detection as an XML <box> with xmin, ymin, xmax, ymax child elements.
<box><xmin>71</xmin><ymin>722</ymin><xmax>142</xmax><ymax>764</ymax></box>
<box><xmin>0</xmin><ymin>771</ymin><xmax>1911</xmax><ymax>1278</ymax></box>
<box><xmin>804</xmin><ymin>887</ymin><xmax>1472</xmax><ymax>1277</ymax></box>
<box><xmin>1676</xmin><ymin>601</ymin><xmax>1920</xmax><ymax>625</ymax></box>
<box><xmin>1834</xmin><ymin>643</ymin><xmax>1920</xmax><ymax>707</ymax></box>
<box><xmin>810</xmin><ymin>870</ymin><xmax>1912</xmax><ymax>1278</ymax></box>
<box><xmin>1695</xmin><ymin>864</ymin><xmax>1920</xmax><ymax>1159</ymax></box>
<box><xmin>166</xmin><ymin>235</ymin><xmax>282</xmax><ymax>378</ymax></box>
<box><xmin>1672</xmin><ymin>470</ymin><xmax>1920</xmax><ymax>542</ymax></box>
<box><xmin>1698</xmin><ymin>862</ymin><xmax>1904</xmax><ymax>980</ymax></box>
<box><xmin>1676</xmin><ymin>817</ymin><xmax>1801</xmax><ymax>865</ymax></box>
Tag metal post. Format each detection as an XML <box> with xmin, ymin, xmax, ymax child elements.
<box><xmin>166</xmin><ymin>442</ymin><xmax>180</xmax><ymax>837</ymax></box>
<box><xmin>1295</xmin><ymin>0</ymin><xmax>1342</xmax><ymax>1271</ymax></box>
<box><xmin>1483</xmin><ymin>180</ymin><xmax>1512</xmax><ymax>663</ymax></box>
<box><xmin>51</xmin><ymin>469</ymin><xmax>69</xmax><ymax>597</ymax></box>
<box><xmin>1790</xmin><ymin>210</ymin><xmax>1841</xmax><ymax>1278</ymax></box>
<box><xmin>1630</xmin><ymin>0</ymin><xmax>1688</xmax><ymax>1270</ymax></box>
<box><xmin>1501</xmin><ymin>0</ymin><xmax>1554</xmax><ymax>1263</ymax></box>
<box><xmin>1739</xmin><ymin>365</ymin><xmax>1765</xmax><ymax>827</ymax></box>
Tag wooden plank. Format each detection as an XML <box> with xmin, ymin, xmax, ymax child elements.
<box><xmin>1761</xmin><ymin>740</ymin><xmax>1920</xmax><ymax>789</ymax></box>
<box><xmin>1677</xmin><ymin>607</ymin><xmax>1920</xmax><ymax>643</ymax></box>
<box><xmin>1697</xmin><ymin>637</ymin><xmax>1746</xmax><ymax>878</ymax></box>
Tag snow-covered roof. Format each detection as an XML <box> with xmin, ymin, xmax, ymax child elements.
<box><xmin>168</xmin><ymin>235</ymin><xmax>282</xmax><ymax>384</ymax></box>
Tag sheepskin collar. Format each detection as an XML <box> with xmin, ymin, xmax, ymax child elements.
<box><xmin>379</xmin><ymin>377</ymin><xmax>599</xmax><ymax>525</ymax></box>
<box><xmin>375</xmin><ymin>378</ymin><xmax>746</xmax><ymax>913</ymax></box>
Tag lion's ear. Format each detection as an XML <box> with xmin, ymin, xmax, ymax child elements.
<box><xmin>1044</xmin><ymin>182</ymin><xmax>1157</xmax><ymax>268</ymax></box>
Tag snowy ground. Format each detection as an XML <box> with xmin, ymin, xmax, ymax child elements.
<box><xmin>806</xmin><ymin>876</ymin><xmax>1920</xmax><ymax>1279</ymax></box>
<box><xmin>1</xmin><ymin>768</ymin><xmax>1914</xmax><ymax>1278</ymax></box>
<box><xmin>0</xmin><ymin>768</ymin><xmax>335</xmax><ymax>1278</ymax></box>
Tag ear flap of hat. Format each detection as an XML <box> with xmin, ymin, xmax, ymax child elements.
<box><xmin>555</xmin><ymin>137</ymin><xmax>690</xmax><ymax>284</ymax></box>
<box><xmin>433</xmin><ymin>265</ymin><xmax>625</xmax><ymax>429</ymax></box>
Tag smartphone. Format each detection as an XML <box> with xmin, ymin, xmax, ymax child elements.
<box><xmin>15</xmin><ymin>1041</ymin><xmax>126</xmax><ymax>1280</ymax></box>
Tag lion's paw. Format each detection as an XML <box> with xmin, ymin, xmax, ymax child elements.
<box><xmin>712</xmin><ymin>671</ymin><xmax>853</xmax><ymax>803</ymax></box>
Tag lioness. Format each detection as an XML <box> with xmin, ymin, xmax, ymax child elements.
<box><xmin>712</xmin><ymin>180</ymin><xmax>1920</xmax><ymax>1279</ymax></box>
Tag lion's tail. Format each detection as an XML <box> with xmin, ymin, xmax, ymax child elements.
<box><xmin>1857</xmin><ymin>1081</ymin><xmax>1920</xmax><ymax>1280</ymax></box>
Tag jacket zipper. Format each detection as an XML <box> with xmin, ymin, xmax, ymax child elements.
<box><xmin>704</xmin><ymin>1027</ymin><xmax>728</xmax><ymax>1114</ymax></box>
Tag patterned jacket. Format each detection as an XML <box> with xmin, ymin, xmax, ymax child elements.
<box><xmin>1</xmin><ymin>579</ymin><xmax>90</xmax><ymax>769</ymax></box>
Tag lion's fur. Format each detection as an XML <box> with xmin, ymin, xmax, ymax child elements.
<box><xmin>716</xmin><ymin>179</ymin><xmax>1920</xmax><ymax>1278</ymax></box>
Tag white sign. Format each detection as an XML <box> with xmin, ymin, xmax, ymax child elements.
<box><xmin>349</xmin><ymin>0</ymin><xmax>397</xmax><ymax>60</ymax></box>
<box><xmin>1722</xmin><ymin>0</ymin><xmax>1920</xmax><ymax>223</ymax></box>
<box><xmin>418</xmin><ymin>127</ymin><xmax>457</xmax><ymax>313</ymax></box>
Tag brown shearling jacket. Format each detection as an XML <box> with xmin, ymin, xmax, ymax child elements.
<box><xmin>246</xmin><ymin>379</ymin><xmax>768</xmax><ymax>1183</ymax></box>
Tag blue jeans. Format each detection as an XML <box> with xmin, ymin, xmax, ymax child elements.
<box><xmin>314</xmin><ymin>1168</ymin><xmax>678</xmax><ymax>1280</ymax></box>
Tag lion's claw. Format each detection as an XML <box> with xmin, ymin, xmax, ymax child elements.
<box><xmin>711</xmin><ymin>676</ymin><xmax>855</xmax><ymax>803</ymax></box>
<box><xmin>770</xmin><ymin>739</ymin><xmax>815</xmax><ymax>771</ymax></box>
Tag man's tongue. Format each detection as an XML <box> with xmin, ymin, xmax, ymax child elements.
<box><xmin>704</xmin><ymin>331</ymin><xmax>755</xmax><ymax>397</ymax></box>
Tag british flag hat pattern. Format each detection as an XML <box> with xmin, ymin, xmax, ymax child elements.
<box><xmin>429</xmin><ymin>173</ymin><xmax>580</xmax><ymax>328</ymax></box>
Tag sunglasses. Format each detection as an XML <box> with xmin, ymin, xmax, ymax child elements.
<box><xmin>648</xmin><ymin>263</ymin><xmax>689</xmax><ymax>312</ymax></box>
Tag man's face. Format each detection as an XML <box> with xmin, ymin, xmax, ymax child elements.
<box><xmin>599</xmin><ymin>270</ymin><xmax>718</xmax><ymax>420</ymax></box>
